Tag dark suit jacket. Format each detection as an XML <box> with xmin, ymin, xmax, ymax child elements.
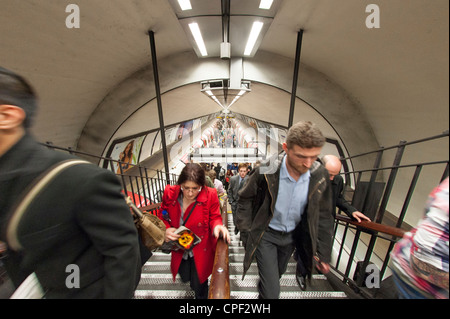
<box><xmin>331</xmin><ymin>175</ymin><xmax>357</xmax><ymax>218</ymax></box>
<box><xmin>0</xmin><ymin>134</ymin><xmax>141</xmax><ymax>298</ymax></box>
<box><xmin>227</xmin><ymin>174</ymin><xmax>247</xmax><ymax>211</ymax></box>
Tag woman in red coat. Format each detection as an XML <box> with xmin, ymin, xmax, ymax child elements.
<box><xmin>158</xmin><ymin>163</ymin><xmax>230</xmax><ymax>298</ymax></box>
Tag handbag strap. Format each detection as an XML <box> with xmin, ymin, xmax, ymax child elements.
<box><xmin>182</xmin><ymin>202</ymin><xmax>198</xmax><ymax>226</ymax></box>
<box><xmin>6</xmin><ymin>159</ymin><xmax>90</xmax><ymax>251</ymax></box>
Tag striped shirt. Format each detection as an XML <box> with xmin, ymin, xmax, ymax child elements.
<box><xmin>391</xmin><ymin>177</ymin><xmax>449</xmax><ymax>298</ymax></box>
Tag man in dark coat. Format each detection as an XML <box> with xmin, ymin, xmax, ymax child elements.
<box><xmin>236</xmin><ymin>121</ymin><xmax>334</xmax><ymax>299</ymax></box>
<box><xmin>322</xmin><ymin>155</ymin><xmax>371</xmax><ymax>223</ymax></box>
<box><xmin>227</xmin><ymin>163</ymin><xmax>248</xmax><ymax>234</ymax></box>
<box><xmin>0</xmin><ymin>67</ymin><xmax>141</xmax><ymax>298</ymax></box>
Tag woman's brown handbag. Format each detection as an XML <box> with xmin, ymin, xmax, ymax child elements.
<box><xmin>125</xmin><ymin>197</ymin><xmax>166</xmax><ymax>251</ymax></box>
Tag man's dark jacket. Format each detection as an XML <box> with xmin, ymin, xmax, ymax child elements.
<box><xmin>228</xmin><ymin>174</ymin><xmax>248</xmax><ymax>212</ymax></box>
<box><xmin>331</xmin><ymin>174</ymin><xmax>357</xmax><ymax>218</ymax></box>
<box><xmin>0</xmin><ymin>135</ymin><xmax>141</xmax><ymax>298</ymax></box>
<box><xmin>236</xmin><ymin>154</ymin><xmax>334</xmax><ymax>279</ymax></box>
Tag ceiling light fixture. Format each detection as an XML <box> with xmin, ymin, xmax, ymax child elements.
<box><xmin>244</xmin><ymin>21</ymin><xmax>264</xmax><ymax>56</ymax></box>
<box><xmin>259</xmin><ymin>0</ymin><xmax>274</xmax><ymax>10</ymax></box>
<box><xmin>178</xmin><ymin>0</ymin><xmax>192</xmax><ymax>11</ymax></box>
<box><xmin>188</xmin><ymin>23</ymin><xmax>208</xmax><ymax>57</ymax></box>
<box><xmin>201</xmin><ymin>80</ymin><xmax>251</xmax><ymax>110</ymax></box>
<box><xmin>228</xmin><ymin>90</ymin><xmax>247</xmax><ymax>108</ymax></box>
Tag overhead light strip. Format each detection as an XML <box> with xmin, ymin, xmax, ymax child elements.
<box><xmin>188</xmin><ymin>23</ymin><xmax>208</xmax><ymax>57</ymax></box>
<box><xmin>244</xmin><ymin>21</ymin><xmax>264</xmax><ymax>56</ymax></box>
<box><xmin>178</xmin><ymin>0</ymin><xmax>192</xmax><ymax>11</ymax></box>
<box><xmin>259</xmin><ymin>0</ymin><xmax>273</xmax><ymax>10</ymax></box>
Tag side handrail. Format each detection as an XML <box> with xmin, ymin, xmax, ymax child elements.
<box><xmin>140</xmin><ymin>200</ymin><xmax>230</xmax><ymax>298</ymax></box>
<box><xmin>208</xmin><ymin>202</ymin><xmax>230</xmax><ymax>299</ymax></box>
<box><xmin>335</xmin><ymin>214</ymin><xmax>406</xmax><ymax>238</ymax></box>
<box><xmin>140</xmin><ymin>200</ymin><xmax>231</xmax><ymax>298</ymax></box>
<box><xmin>333</xmin><ymin>214</ymin><xmax>407</xmax><ymax>298</ymax></box>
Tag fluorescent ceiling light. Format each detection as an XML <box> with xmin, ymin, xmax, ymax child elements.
<box><xmin>229</xmin><ymin>90</ymin><xmax>248</xmax><ymax>107</ymax></box>
<box><xmin>188</xmin><ymin>23</ymin><xmax>208</xmax><ymax>57</ymax></box>
<box><xmin>244</xmin><ymin>21</ymin><xmax>264</xmax><ymax>56</ymax></box>
<box><xmin>212</xmin><ymin>96</ymin><xmax>224</xmax><ymax>108</ymax></box>
<box><xmin>178</xmin><ymin>0</ymin><xmax>192</xmax><ymax>11</ymax></box>
<box><xmin>259</xmin><ymin>0</ymin><xmax>273</xmax><ymax>10</ymax></box>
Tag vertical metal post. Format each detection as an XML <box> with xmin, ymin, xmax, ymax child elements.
<box><xmin>344</xmin><ymin>229</ymin><xmax>361</xmax><ymax>282</ymax></box>
<box><xmin>441</xmin><ymin>162</ymin><xmax>449</xmax><ymax>182</ymax></box>
<box><xmin>118</xmin><ymin>161</ymin><xmax>128</xmax><ymax>195</ymax></box>
<box><xmin>335</xmin><ymin>224</ymin><xmax>349</xmax><ymax>269</ymax></box>
<box><xmin>288</xmin><ymin>30</ymin><xmax>304</xmax><ymax>128</ymax></box>
<box><xmin>148</xmin><ymin>30</ymin><xmax>170</xmax><ymax>183</ymax></box>
<box><xmin>396</xmin><ymin>165</ymin><xmax>422</xmax><ymax>228</ymax></box>
<box><xmin>375</xmin><ymin>141</ymin><xmax>406</xmax><ymax>223</ymax></box>
<box><xmin>108</xmin><ymin>158</ymin><xmax>115</xmax><ymax>174</ymax></box>
<box><xmin>356</xmin><ymin>235</ymin><xmax>377</xmax><ymax>287</ymax></box>
<box><xmin>144</xmin><ymin>168</ymin><xmax>152</xmax><ymax>204</ymax></box>
<box><xmin>360</xmin><ymin>149</ymin><xmax>384</xmax><ymax>214</ymax></box>
<box><xmin>138</xmin><ymin>166</ymin><xmax>148</xmax><ymax>205</ymax></box>
<box><xmin>128</xmin><ymin>176</ymin><xmax>135</xmax><ymax>204</ymax></box>
<box><xmin>221</xmin><ymin>0</ymin><xmax>230</xmax><ymax>44</ymax></box>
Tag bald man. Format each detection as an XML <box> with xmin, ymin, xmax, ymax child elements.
<box><xmin>322</xmin><ymin>155</ymin><xmax>370</xmax><ymax>223</ymax></box>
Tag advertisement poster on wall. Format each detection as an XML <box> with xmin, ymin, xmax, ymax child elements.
<box><xmin>110</xmin><ymin>136</ymin><xmax>145</xmax><ymax>174</ymax></box>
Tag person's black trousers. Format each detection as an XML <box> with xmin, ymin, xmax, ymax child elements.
<box><xmin>255</xmin><ymin>228</ymin><xmax>295</xmax><ymax>299</ymax></box>
<box><xmin>178</xmin><ymin>256</ymin><xmax>208</xmax><ymax>299</ymax></box>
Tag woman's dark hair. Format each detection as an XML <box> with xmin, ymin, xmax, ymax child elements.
<box><xmin>177</xmin><ymin>163</ymin><xmax>206</xmax><ymax>186</ymax></box>
<box><xmin>124</xmin><ymin>140</ymin><xmax>134</xmax><ymax>158</ymax></box>
<box><xmin>0</xmin><ymin>66</ymin><xmax>38</xmax><ymax>129</ymax></box>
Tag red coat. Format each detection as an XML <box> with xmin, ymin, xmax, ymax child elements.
<box><xmin>157</xmin><ymin>184</ymin><xmax>223</xmax><ymax>284</ymax></box>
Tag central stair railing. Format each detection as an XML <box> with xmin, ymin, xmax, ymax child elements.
<box><xmin>208</xmin><ymin>203</ymin><xmax>231</xmax><ymax>299</ymax></box>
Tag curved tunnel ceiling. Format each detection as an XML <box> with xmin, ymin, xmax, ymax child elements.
<box><xmin>106</xmin><ymin>82</ymin><xmax>344</xmax><ymax>155</ymax></box>
<box><xmin>77</xmin><ymin>49</ymin><xmax>380</xmax><ymax>173</ymax></box>
<box><xmin>0</xmin><ymin>0</ymin><xmax>448</xmax><ymax>228</ymax></box>
<box><xmin>0</xmin><ymin>0</ymin><xmax>448</xmax><ymax>156</ymax></box>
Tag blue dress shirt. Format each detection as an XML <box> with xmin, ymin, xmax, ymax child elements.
<box><xmin>269</xmin><ymin>155</ymin><xmax>310</xmax><ymax>232</ymax></box>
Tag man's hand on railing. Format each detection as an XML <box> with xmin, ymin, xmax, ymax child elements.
<box><xmin>351</xmin><ymin>211</ymin><xmax>371</xmax><ymax>223</ymax></box>
<box><xmin>335</xmin><ymin>214</ymin><xmax>405</xmax><ymax>238</ymax></box>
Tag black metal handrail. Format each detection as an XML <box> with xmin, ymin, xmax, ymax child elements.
<box><xmin>41</xmin><ymin>142</ymin><xmax>178</xmax><ymax>208</ymax></box>
<box><xmin>332</xmin><ymin>130</ymin><xmax>448</xmax><ymax>298</ymax></box>
<box><xmin>340</xmin><ymin>131</ymin><xmax>449</xmax><ymax>160</ymax></box>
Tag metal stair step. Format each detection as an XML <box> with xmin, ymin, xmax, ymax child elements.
<box><xmin>136</xmin><ymin>274</ymin><xmax>188</xmax><ymax>290</ymax></box>
<box><xmin>230</xmin><ymin>274</ymin><xmax>327</xmax><ymax>289</ymax></box>
<box><xmin>229</xmin><ymin>253</ymin><xmax>245</xmax><ymax>262</ymax></box>
<box><xmin>136</xmin><ymin>274</ymin><xmax>211</xmax><ymax>294</ymax></box>
<box><xmin>133</xmin><ymin>212</ymin><xmax>347</xmax><ymax>299</ymax></box>
<box><xmin>229</xmin><ymin>262</ymin><xmax>297</xmax><ymax>275</ymax></box>
<box><xmin>228</xmin><ymin>246</ymin><xmax>245</xmax><ymax>254</ymax></box>
<box><xmin>142</xmin><ymin>261</ymin><xmax>172</xmax><ymax>273</ymax></box>
<box><xmin>135</xmin><ymin>289</ymin><xmax>195</xmax><ymax>299</ymax></box>
<box><xmin>142</xmin><ymin>261</ymin><xmax>299</xmax><ymax>276</ymax></box>
<box><xmin>230</xmin><ymin>290</ymin><xmax>347</xmax><ymax>299</ymax></box>
<box><xmin>149</xmin><ymin>251</ymin><xmax>172</xmax><ymax>262</ymax></box>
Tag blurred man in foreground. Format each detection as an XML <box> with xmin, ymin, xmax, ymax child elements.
<box><xmin>0</xmin><ymin>67</ymin><xmax>141</xmax><ymax>298</ymax></box>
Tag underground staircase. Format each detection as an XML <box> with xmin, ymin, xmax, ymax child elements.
<box><xmin>134</xmin><ymin>213</ymin><xmax>347</xmax><ymax>299</ymax></box>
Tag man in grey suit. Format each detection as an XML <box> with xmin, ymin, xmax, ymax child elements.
<box><xmin>227</xmin><ymin>163</ymin><xmax>248</xmax><ymax>234</ymax></box>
